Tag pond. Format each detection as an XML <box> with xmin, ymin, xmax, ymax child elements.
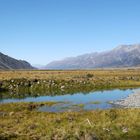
<box><xmin>0</xmin><ymin>88</ymin><xmax>138</xmax><ymax>112</ymax></box>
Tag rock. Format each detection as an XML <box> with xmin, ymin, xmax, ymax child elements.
<box><xmin>80</xmin><ymin>136</ymin><xmax>85</xmax><ymax>140</ymax></box>
<box><xmin>68</xmin><ymin>116</ymin><xmax>74</xmax><ymax>122</ymax></box>
<box><xmin>28</xmin><ymin>124</ymin><xmax>37</xmax><ymax>130</ymax></box>
<box><xmin>0</xmin><ymin>111</ymin><xmax>7</xmax><ymax>117</ymax></box>
<box><xmin>24</xmin><ymin>82</ymin><xmax>30</xmax><ymax>86</ymax></box>
<box><xmin>33</xmin><ymin>79</ymin><xmax>38</xmax><ymax>83</ymax></box>
<box><xmin>55</xmin><ymin>118</ymin><xmax>61</xmax><ymax>123</ymax></box>
<box><xmin>9</xmin><ymin>112</ymin><xmax>14</xmax><ymax>116</ymax></box>
<box><xmin>11</xmin><ymin>80</ymin><xmax>14</xmax><ymax>83</ymax></box>
<box><xmin>52</xmin><ymin>82</ymin><xmax>55</xmax><ymax>86</ymax></box>
<box><xmin>122</xmin><ymin>127</ymin><xmax>128</xmax><ymax>133</ymax></box>
<box><xmin>40</xmin><ymin>103</ymin><xmax>45</xmax><ymax>107</ymax></box>
<box><xmin>85</xmin><ymin>133</ymin><xmax>98</xmax><ymax>140</ymax></box>
<box><xmin>9</xmin><ymin>85</ymin><xmax>13</xmax><ymax>89</ymax></box>
<box><xmin>15</xmin><ymin>119</ymin><xmax>20</xmax><ymax>123</ymax></box>
<box><xmin>103</xmin><ymin>128</ymin><xmax>111</xmax><ymax>132</ymax></box>
<box><xmin>61</xmin><ymin>86</ymin><xmax>65</xmax><ymax>89</ymax></box>
<box><xmin>28</xmin><ymin>104</ymin><xmax>37</xmax><ymax>110</ymax></box>
<box><xmin>85</xmin><ymin>134</ymin><xmax>93</xmax><ymax>140</ymax></box>
<box><xmin>0</xmin><ymin>81</ymin><xmax>2</xmax><ymax>87</ymax></box>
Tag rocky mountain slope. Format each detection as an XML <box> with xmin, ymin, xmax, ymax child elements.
<box><xmin>0</xmin><ymin>52</ymin><xmax>34</xmax><ymax>70</ymax></box>
<box><xmin>46</xmin><ymin>44</ymin><xmax>140</xmax><ymax>69</ymax></box>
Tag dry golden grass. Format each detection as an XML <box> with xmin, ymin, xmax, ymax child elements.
<box><xmin>1</xmin><ymin>70</ymin><xmax>140</xmax><ymax>139</ymax></box>
<box><xmin>0</xmin><ymin>69</ymin><xmax>140</xmax><ymax>80</ymax></box>
<box><xmin>0</xmin><ymin>102</ymin><xmax>140</xmax><ymax>140</ymax></box>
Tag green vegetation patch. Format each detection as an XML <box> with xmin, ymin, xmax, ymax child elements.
<box><xmin>1</xmin><ymin>69</ymin><xmax>140</xmax><ymax>99</ymax></box>
<box><xmin>0</xmin><ymin>102</ymin><xmax>140</xmax><ymax>140</ymax></box>
<box><xmin>89</xmin><ymin>101</ymin><xmax>101</xmax><ymax>104</ymax></box>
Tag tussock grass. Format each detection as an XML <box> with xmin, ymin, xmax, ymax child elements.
<box><xmin>0</xmin><ymin>69</ymin><xmax>140</xmax><ymax>80</ymax></box>
<box><xmin>1</xmin><ymin>69</ymin><xmax>140</xmax><ymax>97</ymax></box>
<box><xmin>0</xmin><ymin>69</ymin><xmax>140</xmax><ymax>139</ymax></box>
<box><xmin>89</xmin><ymin>101</ymin><xmax>101</xmax><ymax>104</ymax></box>
<box><xmin>0</xmin><ymin>102</ymin><xmax>140</xmax><ymax>140</ymax></box>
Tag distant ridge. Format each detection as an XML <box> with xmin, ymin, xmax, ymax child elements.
<box><xmin>0</xmin><ymin>52</ymin><xmax>34</xmax><ymax>70</ymax></box>
<box><xmin>46</xmin><ymin>44</ymin><xmax>140</xmax><ymax>69</ymax></box>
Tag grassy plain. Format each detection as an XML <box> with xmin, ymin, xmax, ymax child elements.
<box><xmin>0</xmin><ymin>69</ymin><xmax>140</xmax><ymax>80</ymax></box>
<box><xmin>0</xmin><ymin>102</ymin><xmax>140</xmax><ymax>140</ymax></box>
<box><xmin>1</xmin><ymin>69</ymin><xmax>140</xmax><ymax>95</ymax></box>
<box><xmin>0</xmin><ymin>69</ymin><xmax>140</xmax><ymax>139</ymax></box>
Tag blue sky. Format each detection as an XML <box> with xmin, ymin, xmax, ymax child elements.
<box><xmin>0</xmin><ymin>0</ymin><xmax>140</xmax><ymax>65</ymax></box>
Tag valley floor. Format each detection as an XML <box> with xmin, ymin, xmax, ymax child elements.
<box><xmin>0</xmin><ymin>69</ymin><xmax>140</xmax><ymax>139</ymax></box>
<box><xmin>0</xmin><ymin>102</ymin><xmax>140</xmax><ymax>140</ymax></box>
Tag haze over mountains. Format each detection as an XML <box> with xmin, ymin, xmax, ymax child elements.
<box><xmin>0</xmin><ymin>52</ymin><xmax>34</xmax><ymax>70</ymax></box>
<box><xmin>1</xmin><ymin>44</ymin><xmax>140</xmax><ymax>70</ymax></box>
<box><xmin>46</xmin><ymin>44</ymin><xmax>140</xmax><ymax>69</ymax></box>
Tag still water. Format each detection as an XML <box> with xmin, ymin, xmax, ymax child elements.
<box><xmin>0</xmin><ymin>88</ymin><xmax>137</xmax><ymax>112</ymax></box>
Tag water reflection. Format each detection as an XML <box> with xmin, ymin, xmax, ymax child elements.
<box><xmin>0</xmin><ymin>88</ymin><xmax>137</xmax><ymax>111</ymax></box>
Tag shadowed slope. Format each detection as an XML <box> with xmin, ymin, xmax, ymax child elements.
<box><xmin>0</xmin><ymin>52</ymin><xmax>34</xmax><ymax>70</ymax></box>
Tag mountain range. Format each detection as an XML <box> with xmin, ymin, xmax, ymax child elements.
<box><xmin>0</xmin><ymin>52</ymin><xmax>34</xmax><ymax>70</ymax></box>
<box><xmin>46</xmin><ymin>44</ymin><xmax>140</xmax><ymax>69</ymax></box>
<box><xmin>1</xmin><ymin>44</ymin><xmax>140</xmax><ymax>70</ymax></box>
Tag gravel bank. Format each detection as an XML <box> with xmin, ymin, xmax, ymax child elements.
<box><xmin>114</xmin><ymin>89</ymin><xmax>140</xmax><ymax>108</ymax></box>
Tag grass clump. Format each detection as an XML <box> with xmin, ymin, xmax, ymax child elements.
<box><xmin>89</xmin><ymin>101</ymin><xmax>101</xmax><ymax>104</ymax></box>
<box><xmin>1</xmin><ymin>69</ymin><xmax>140</xmax><ymax>98</ymax></box>
<box><xmin>0</xmin><ymin>102</ymin><xmax>140</xmax><ymax>140</ymax></box>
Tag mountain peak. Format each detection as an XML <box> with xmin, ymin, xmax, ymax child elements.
<box><xmin>114</xmin><ymin>44</ymin><xmax>140</xmax><ymax>51</ymax></box>
<box><xmin>46</xmin><ymin>44</ymin><xmax>140</xmax><ymax>69</ymax></box>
